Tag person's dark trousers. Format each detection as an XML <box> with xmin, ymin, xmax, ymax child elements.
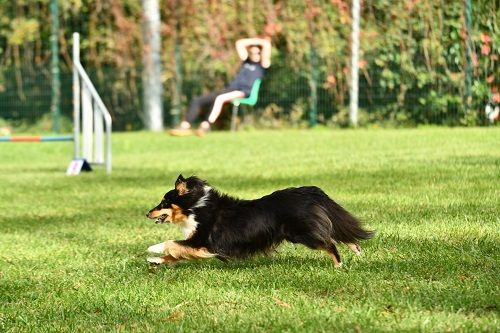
<box><xmin>186</xmin><ymin>88</ymin><xmax>234</xmax><ymax>123</ymax></box>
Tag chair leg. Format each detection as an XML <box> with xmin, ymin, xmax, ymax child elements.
<box><xmin>231</xmin><ymin>104</ymin><xmax>239</xmax><ymax>132</ymax></box>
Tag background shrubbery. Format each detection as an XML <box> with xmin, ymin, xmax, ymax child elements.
<box><xmin>0</xmin><ymin>0</ymin><xmax>497</xmax><ymax>130</ymax></box>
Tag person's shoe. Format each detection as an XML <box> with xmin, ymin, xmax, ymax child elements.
<box><xmin>169</xmin><ymin>127</ymin><xmax>193</xmax><ymax>136</ymax></box>
<box><xmin>195</xmin><ymin>121</ymin><xmax>211</xmax><ymax>137</ymax></box>
<box><xmin>169</xmin><ymin>121</ymin><xmax>193</xmax><ymax>136</ymax></box>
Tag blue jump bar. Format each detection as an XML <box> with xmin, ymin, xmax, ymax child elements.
<box><xmin>40</xmin><ymin>135</ymin><xmax>74</xmax><ymax>142</ymax></box>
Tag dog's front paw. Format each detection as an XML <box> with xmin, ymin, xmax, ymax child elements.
<box><xmin>147</xmin><ymin>242</ymin><xmax>167</xmax><ymax>254</ymax></box>
<box><xmin>147</xmin><ymin>257</ymin><xmax>164</xmax><ymax>265</ymax></box>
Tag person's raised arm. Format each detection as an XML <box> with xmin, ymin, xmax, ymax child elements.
<box><xmin>235</xmin><ymin>37</ymin><xmax>272</xmax><ymax>68</ymax></box>
<box><xmin>259</xmin><ymin>38</ymin><xmax>272</xmax><ymax>69</ymax></box>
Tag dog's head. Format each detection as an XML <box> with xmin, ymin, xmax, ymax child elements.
<box><xmin>146</xmin><ymin>174</ymin><xmax>208</xmax><ymax>224</ymax></box>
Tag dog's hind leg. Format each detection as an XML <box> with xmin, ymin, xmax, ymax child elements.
<box><xmin>323</xmin><ymin>243</ymin><xmax>342</xmax><ymax>268</ymax></box>
<box><xmin>284</xmin><ymin>224</ymin><xmax>342</xmax><ymax>267</ymax></box>
<box><xmin>347</xmin><ymin>243</ymin><xmax>362</xmax><ymax>256</ymax></box>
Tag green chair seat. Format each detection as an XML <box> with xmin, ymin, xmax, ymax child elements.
<box><xmin>230</xmin><ymin>79</ymin><xmax>262</xmax><ymax>131</ymax></box>
<box><xmin>231</xmin><ymin>79</ymin><xmax>262</xmax><ymax>106</ymax></box>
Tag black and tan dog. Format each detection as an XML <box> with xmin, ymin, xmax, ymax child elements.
<box><xmin>146</xmin><ymin>175</ymin><xmax>373</xmax><ymax>267</ymax></box>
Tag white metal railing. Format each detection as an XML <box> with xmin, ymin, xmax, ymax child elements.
<box><xmin>72</xmin><ymin>32</ymin><xmax>112</xmax><ymax>174</ymax></box>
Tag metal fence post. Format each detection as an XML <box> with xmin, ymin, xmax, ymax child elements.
<box><xmin>349</xmin><ymin>0</ymin><xmax>361</xmax><ymax>127</ymax></box>
<box><xmin>464</xmin><ymin>0</ymin><xmax>473</xmax><ymax>114</ymax></box>
<box><xmin>50</xmin><ymin>0</ymin><xmax>61</xmax><ymax>133</ymax></box>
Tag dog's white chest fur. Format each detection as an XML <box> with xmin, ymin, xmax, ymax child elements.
<box><xmin>179</xmin><ymin>214</ymin><xmax>198</xmax><ymax>239</ymax></box>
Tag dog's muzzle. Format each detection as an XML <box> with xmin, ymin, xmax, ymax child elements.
<box><xmin>147</xmin><ymin>212</ymin><xmax>168</xmax><ymax>224</ymax></box>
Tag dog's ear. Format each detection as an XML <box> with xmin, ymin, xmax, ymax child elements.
<box><xmin>175</xmin><ymin>174</ymin><xmax>185</xmax><ymax>185</ymax></box>
<box><xmin>175</xmin><ymin>174</ymin><xmax>188</xmax><ymax>195</ymax></box>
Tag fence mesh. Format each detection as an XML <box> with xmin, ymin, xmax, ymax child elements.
<box><xmin>0</xmin><ymin>61</ymin><xmax>471</xmax><ymax>132</ymax></box>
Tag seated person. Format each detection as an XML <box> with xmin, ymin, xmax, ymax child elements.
<box><xmin>170</xmin><ymin>37</ymin><xmax>271</xmax><ymax>136</ymax></box>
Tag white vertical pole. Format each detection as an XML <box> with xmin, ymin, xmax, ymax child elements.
<box><xmin>142</xmin><ymin>0</ymin><xmax>163</xmax><ymax>131</ymax></box>
<box><xmin>93</xmin><ymin>101</ymin><xmax>104</xmax><ymax>164</ymax></box>
<box><xmin>81</xmin><ymin>85</ymin><xmax>93</xmax><ymax>162</ymax></box>
<box><xmin>350</xmin><ymin>0</ymin><xmax>361</xmax><ymax>126</ymax></box>
<box><xmin>106</xmin><ymin>121</ymin><xmax>112</xmax><ymax>174</ymax></box>
<box><xmin>72</xmin><ymin>32</ymin><xmax>80</xmax><ymax>158</ymax></box>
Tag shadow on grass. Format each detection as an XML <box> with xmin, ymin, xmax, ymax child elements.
<box><xmin>107</xmin><ymin>167</ymin><xmax>440</xmax><ymax>192</ymax></box>
<box><xmin>138</xmin><ymin>244</ymin><xmax>498</xmax><ymax>317</ymax></box>
<box><xmin>5</xmin><ymin>162</ymin><xmax>464</xmax><ymax>192</ymax></box>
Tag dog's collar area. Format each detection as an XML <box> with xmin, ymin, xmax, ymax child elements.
<box><xmin>192</xmin><ymin>186</ymin><xmax>212</xmax><ymax>209</ymax></box>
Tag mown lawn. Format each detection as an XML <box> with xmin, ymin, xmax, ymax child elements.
<box><xmin>0</xmin><ymin>127</ymin><xmax>499</xmax><ymax>332</ymax></box>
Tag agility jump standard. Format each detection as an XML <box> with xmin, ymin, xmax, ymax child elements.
<box><xmin>0</xmin><ymin>32</ymin><xmax>112</xmax><ymax>174</ymax></box>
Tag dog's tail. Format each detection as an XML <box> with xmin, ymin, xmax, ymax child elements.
<box><xmin>318</xmin><ymin>193</ymin><xmax>374</xmax><ymax>243</ymax></box>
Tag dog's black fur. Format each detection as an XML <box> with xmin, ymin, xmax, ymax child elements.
<box><xmin>146</xmin><ymin>175</ymin><xmax>373</xmax><ymax>266</ymax></box>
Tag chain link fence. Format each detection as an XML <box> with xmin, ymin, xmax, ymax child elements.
<box><xmin>0</xmin><ymin>61</ymin><xmax>474</xmax><ymax>133</ymax></box>
<box><xmin>0</xmin><ymin>67</ymin><xmax>472</xmax><ymax>130</ymax></box>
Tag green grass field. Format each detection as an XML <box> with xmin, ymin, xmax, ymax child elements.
<box><xmin>0</xmin><ymin>128</ymin><xmax>499</xmax><ymax>332</ymax></box>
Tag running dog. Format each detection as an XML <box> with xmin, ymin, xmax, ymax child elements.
<box><xmin>146</xmin><ymin>175</ymin><xmax>373</xmax><ymax>267</ymax></box>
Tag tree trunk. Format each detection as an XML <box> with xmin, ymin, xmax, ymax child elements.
<box><xmin>142</xmin><ymin>0</ymin><xmax>163</xmax><ymax>131</ymax></box>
